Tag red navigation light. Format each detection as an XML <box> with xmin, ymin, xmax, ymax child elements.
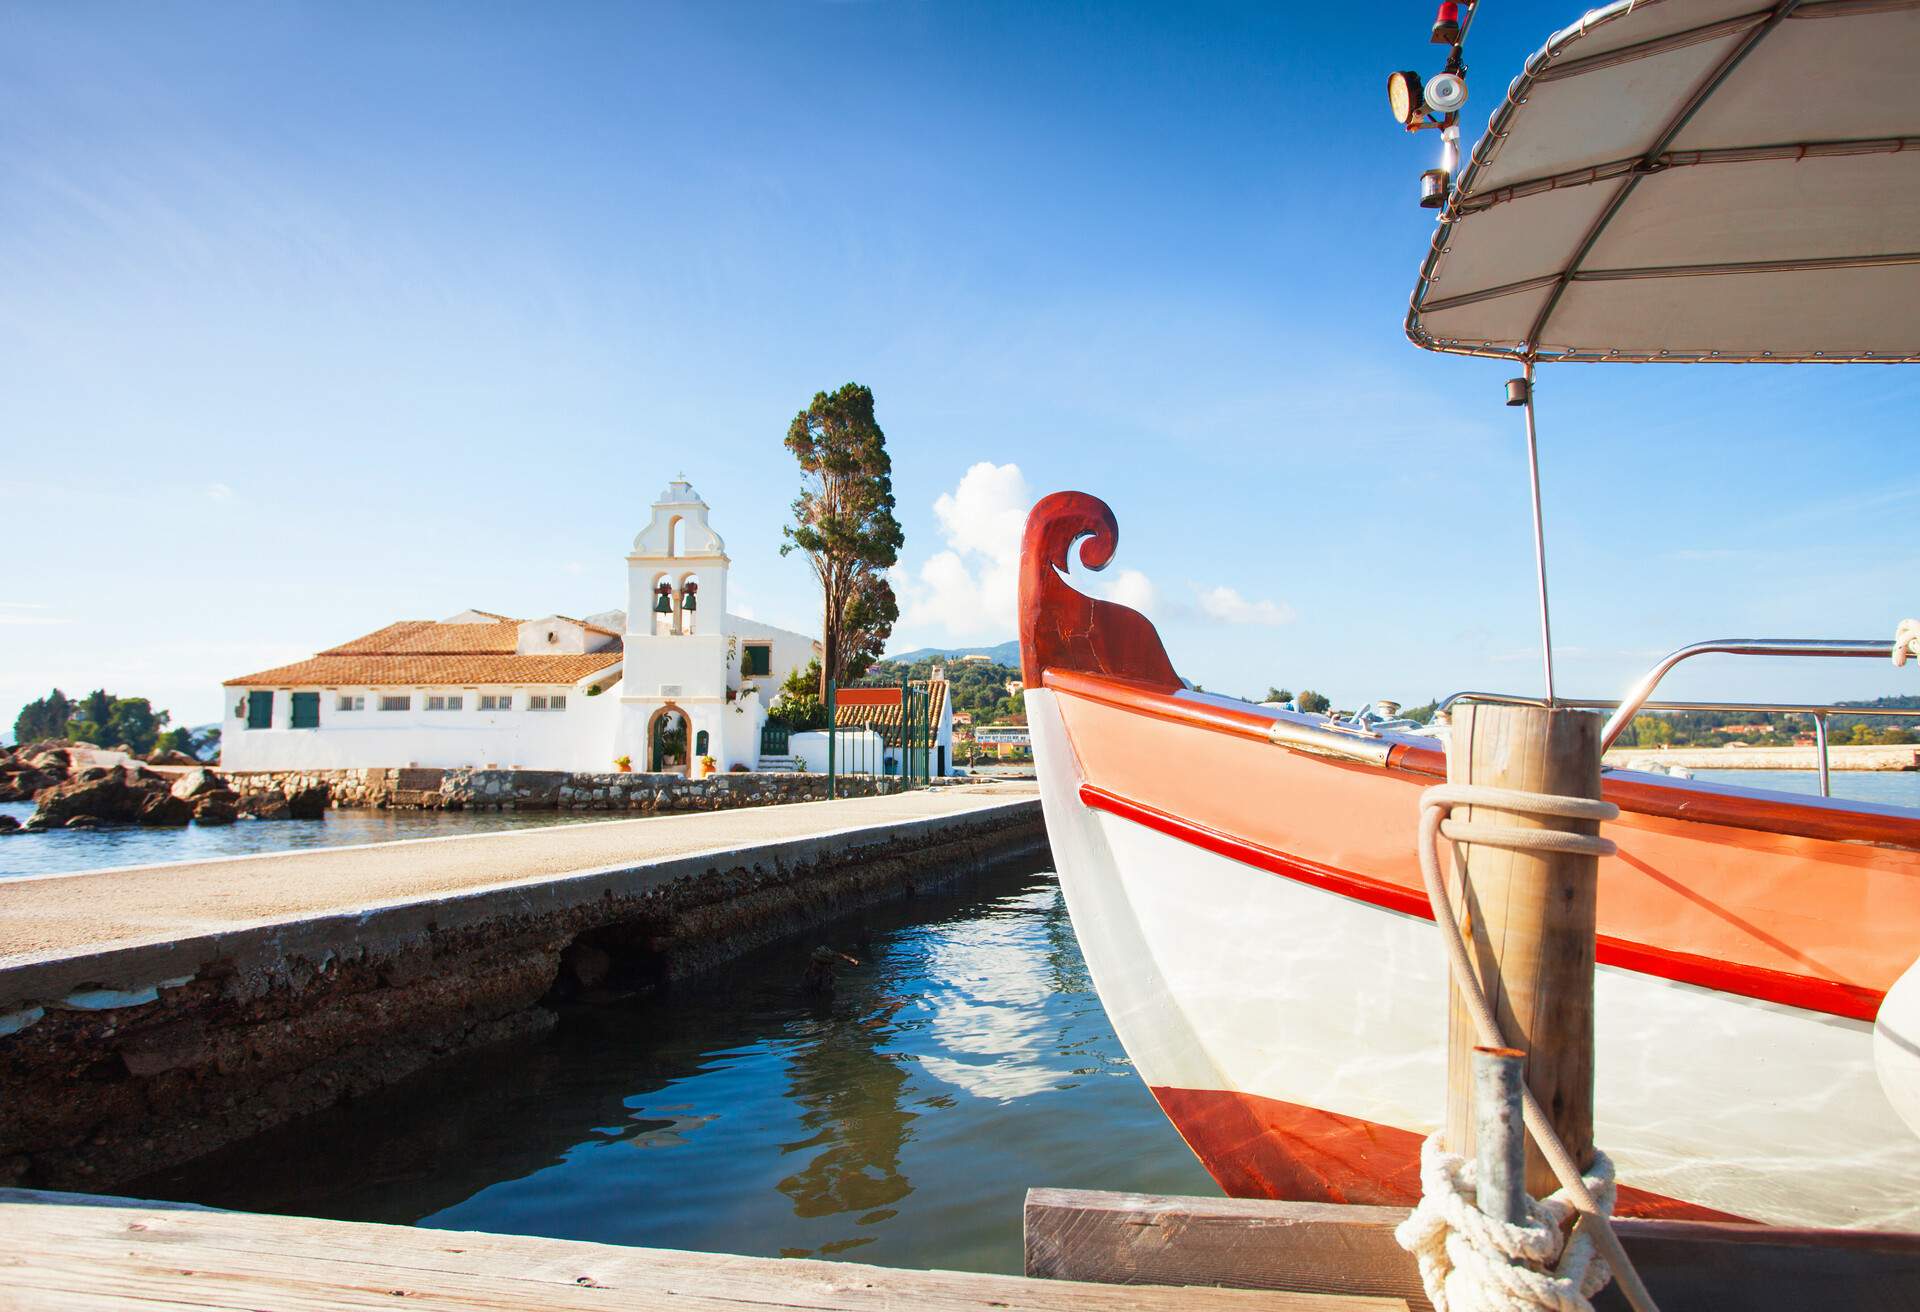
<box><xmin>1431</xmin><ymin>1</ymin><xmax>1461</xmax><ymax>45</ymax></box>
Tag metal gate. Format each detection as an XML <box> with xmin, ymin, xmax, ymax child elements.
<box><xmin>826</xmin><ymin>673</ymin><xmax>932</xmax><ymax>798</ymax></box>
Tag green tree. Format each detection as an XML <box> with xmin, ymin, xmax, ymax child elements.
<box><xmin>839</xmin><ymin>575</ymin><xmax>899</xmax><ymax>686</ymax></box>
<box><xmin>1630</xmin><ymin>716</ymin><xmax>1675</xmax><ymax>748</ymax></box>
<box><xmin>770</xmin><ymin>658</ymin><xmax>829</xmax><ymax>730</ymax></box>
<box><xmin>1296</xmin><ymin>689</ymin><xmax>1332</xmax><ymax>715</ymax></box>
<box><xmin>107</xmin><ymin>698</ymin><xmax>169</xmax><ymax>755</ymax></box>
<box><xmin>1264</xmin><ymin>687</ymin><xmax>1292</xmax><ymax>704</ymax></box>
<box><xmin>73</xmin><ymin>688</ymin><xmax>115</xmax><ymax>740</ymax></box>
<box><xmin>153</xmin><ymin>726</ymin><xmax>199</xmax><ymax>758</ymax></box>
<box><xmin>782</xmin><ymin>384</ymin><xmax>905</xmax><ymax>695</ymax></box>
<box><xmin>12</xmin><ymin>688</ymin><xmax>74</xmax><ymax>745</ymax></box>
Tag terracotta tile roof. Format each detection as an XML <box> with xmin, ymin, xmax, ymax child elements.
<box><xmin>226</xmin><ymin>616</ymin><xmax>623</xmax><ymax>687</ymax></box>
<box><xmin>833</xmin><ymin>680</ymin><xmax>948</xmax><ymax>746</ymax></box>
<box><xmin>225</xmin><ymin>653</ymin><xmax>623</xmax><ymax>688</ymax></box>
<box><xmin>554</xmin><ymin>615</ymin><xmax>623</xmax><ymax>639</ymax></box>
<box><xmin>322</xmin><ymin>621</ymin><xmax>522</xmax><ymax>656</ymax></box>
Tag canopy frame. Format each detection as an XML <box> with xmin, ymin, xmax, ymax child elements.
<box><xmin>1407</xmin><ymin>0</ymin><xmax>1920</xmax><ymax>364</ymax></box>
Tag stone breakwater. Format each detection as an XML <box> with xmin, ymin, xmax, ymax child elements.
<box><xmin>224</xmin><ymin>766</ymin><xmax>903</xmax><ymax>812</ymax></box>
<box><xmin>0</xmin><ymin>792</ymin><xmax>1044</xmax><ymax>1191</ymax></box>
<box><xmin>1602</xmin><ymin>744</ymin><xmax>1920</xmax><ymax>772</ymax></box>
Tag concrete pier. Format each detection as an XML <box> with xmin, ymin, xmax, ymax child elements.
<box><xmin>0</xmin><ymin>785</ymin><xmax>1044</xmax><ymax>1190</ymax></box>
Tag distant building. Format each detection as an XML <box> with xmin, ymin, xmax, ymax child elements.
<box><xmin>221</xmin><ymin>480</ymin><xmax>821</xmax><ymax>775</ymax></box>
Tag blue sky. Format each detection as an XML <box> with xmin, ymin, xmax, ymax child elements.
<box><xmin>5</xmin><ymin>0</ymin><xmax>1918</xmax><ymax>735</ymax></box>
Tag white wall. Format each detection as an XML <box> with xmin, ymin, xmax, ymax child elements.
<box><xmin>620</xmin><ymin>632</ymin><xmax>729</xmax><ymax>702</ymax></box>
<box><xmin>219</xmin><ymin>680</ymin><xmax>622</xmax><ymax>772</ymax></box>
<box><xmin>725</xmin><ymin>615</ymin><xmax>819</xmax><ymax>697</ymax></box>
<box><xmin>788</xmin><ymin>727</ymin><xmax>885</xmax><ymax>775</ymax></box>
<box><xmin>718</xmin><ymin>689</ymin><xmax>767</xmax><ymax>773</ymax></box>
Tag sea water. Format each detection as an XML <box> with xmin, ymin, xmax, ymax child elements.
<box><xmin>130</xmin><ymin>861</ymin><xmax>1218</xmax><ymax>1274</ymax></box>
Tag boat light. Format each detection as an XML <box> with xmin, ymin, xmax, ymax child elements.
<box><xmin>1424</xmin><ymin>71</ymin><xmax>1467</xmax><ymax>114</ymax></box>
<box><xmin>1431</xmin><ymin>1</ymin><xmax>1461</xmax><ymax>45</ymax></box>
<box><xmin>653</xmin><ymin>582</ymin><xmax>674</xmax><ymax>614</ymax></box>
<box><xmin>1419</xmin><ymin>168</ymin><xmax>1450</xmax><ymax>209</ymax></box>
<box><xmin>1388</xmin><ymin>70</ymin><xmax>1425</xmax><ymax>127</ymax></box>
<box><xmin>680</xmin><ymin>580</ymin><xmax>698</xmax><ymax>611</ymax></box>
<box><xmin>1505</xmin><ymin>377</ymin><xmax>1530</xmax><ymax>407</ymax></box>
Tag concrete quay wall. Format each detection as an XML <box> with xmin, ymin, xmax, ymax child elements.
<box><xmin>0</xmin><ymin>793</ymin><xmax>1044</xmax><ymax>1192</ymax></box>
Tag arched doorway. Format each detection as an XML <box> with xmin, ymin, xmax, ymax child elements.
<box><xmin>648</xmin><ymin>705</ymin><xmax>690</xmax><ymax>775</ymax></box>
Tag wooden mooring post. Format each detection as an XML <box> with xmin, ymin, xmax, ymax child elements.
<box><xmin>1443</xmin><ymin>701</ymin><xmax>1604</xmax><ymax>1195</ymax></box>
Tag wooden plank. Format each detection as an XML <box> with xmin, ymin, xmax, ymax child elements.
<box><xmin>1025</xmin><ymin>1188</ymin><xmax>1920</xmax><ymax>1312</ymax></box>
<box><xmin>0</xmin><ymin>1189</ymin><xmax>1403</xmax><ymax>1312</ymax></box>
<box><xmin>1445</xmin><ymin>702</ymin><xmax>1604</xmax><ymax>1194</ymax></box>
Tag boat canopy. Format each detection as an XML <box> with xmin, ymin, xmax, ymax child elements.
<box><xmin>1407</xmin><ymin>0</ymin><xmax>1920</xmax><ymax>363</ymax></box>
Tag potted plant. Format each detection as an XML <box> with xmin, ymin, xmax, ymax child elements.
<box><xmin>699</xmin><ymin>754</ymin><xmax>718</xmax><ymax>778</ymax></box>
<box><xmin>614</xmin><ymin>754</ymin><xmax>632</xmax><ymax>773</ymax></box>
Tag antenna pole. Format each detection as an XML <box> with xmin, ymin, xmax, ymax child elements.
<box><xmin>1521</xmin><ymin>360</ymin><xmax>1556</xmax><ymax>703</ymax></box>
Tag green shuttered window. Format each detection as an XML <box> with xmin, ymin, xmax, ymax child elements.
<box><xmin>743</xmin><ymin>644</ymin><xmax>771</xmax><ymax>676</ymax></box>
<box><xmin>290</xmin><ymin>692</ymin><xmax>320</xmax><ymax>729</ymax></box>
<box><xmin>246</xmin><ymin>691</ymin><xmax>273</xmax><ymax>729</ymax></box>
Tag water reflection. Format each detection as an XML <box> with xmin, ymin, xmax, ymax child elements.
<box><xmin>131</xmin><ymin>863</ymin><xmax>1216</xmax><ymax>1273</ymax></box>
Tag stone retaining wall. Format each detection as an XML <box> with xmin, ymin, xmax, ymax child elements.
<box><xmin>222</xmin><ymin>766</ymin><xmax>903</xmax><ymax>812</ymax></box>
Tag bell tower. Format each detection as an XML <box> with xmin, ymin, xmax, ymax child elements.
<box><xmin>626</xmin><ymin>477</ymin><xmax>729</xmax><ymax>641</ymax></box>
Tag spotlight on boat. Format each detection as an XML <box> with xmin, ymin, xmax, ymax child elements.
<box><xmin>1505</xmin><ymin>376</ymin><xmax>1530</xmax><ymax>406</ymax></box>
<box><xmin>1424</xmin><ymin>71</ymin><xmax>1467</xmax><ymax>114</ymax></box>
<box><xmin>1431</xmin><ymin>1</ymin><xmax>1461</xmax><ymax>45</ymax></box>
<box><xmin>1419</xmin><ymin>168</ymin><xmax>1451</xmax><ymax>209</ymax></box>
<box><xmin>1388</xmin><ymin>70</ymin><xmax>1425</xmax><ymax>127</ymax></box>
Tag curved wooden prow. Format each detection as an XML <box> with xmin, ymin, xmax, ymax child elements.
<box><xmin>1019</xmin><ymin>492</ymin><xmax>1181</xmax><ymax>692</ymax></box>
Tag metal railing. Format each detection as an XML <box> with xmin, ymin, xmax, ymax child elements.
<box><xmin>1596</xmin><ymin>639</ymin><xmax>1891</xmax><ymax>750</ymax></box>
<box><xmin>1437</xmin><ymin>637</ymin><xmax>1910</xmax><ymax>799</ymax></box>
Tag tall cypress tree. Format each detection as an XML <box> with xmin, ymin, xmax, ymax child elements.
<box><xmin>782</xmin><ymin>384</ymin><xmax>905</xmax><ymax>695</ymax></box>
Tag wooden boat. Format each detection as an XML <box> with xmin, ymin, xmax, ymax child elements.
<box><xmin>1022</xmin><ymin>0</ymin><xmax>1920</xmax><ymax>1232</ymax></box>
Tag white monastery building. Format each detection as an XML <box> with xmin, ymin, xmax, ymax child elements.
<box><xmin>221</xmin><ymin>479</ymin><xmax>951</xmax><ymax>776</ymax></box>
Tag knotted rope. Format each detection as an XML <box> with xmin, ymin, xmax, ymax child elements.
<box><xmin>1394</xmin><ymin>783</ymin><xmax>1660</xmax><ymax>1312</ymax></box>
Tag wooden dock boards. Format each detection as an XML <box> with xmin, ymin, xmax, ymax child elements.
<box><xmin>0</xmin><ymin>1189</ymin><xmax>1404</xmax><ymax>1312</ymax></box>
<box><xmin>1024</xmin><ymin>1188</ymin><xmax>1920</xmax><ymax>1312</ymax></box>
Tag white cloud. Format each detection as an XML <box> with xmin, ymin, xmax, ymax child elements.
<box><xmin>1092</xmin><ymin>569</ymin><xmax>1157</xmax><ymax>614</ymax></box>
<box><xmin>206</xmin><ymin>482</ymin><xmax>234</xmax><ymax>502</ymax></box>
<box><xmin>932</xmin><ymin>461</ymin><xmax>1032</xmax><ymax>563</ymax></box>
<box><xmin>896</xmin><ymin>462</ymin><xmax>1034</xmax><ymax>641</ymax></box>
<box><xmin>894</xmin><ymin>463</ymin><xmax>1171</xmax><ymax>644</ymax></box>
<box><xmin>1196</xmin><ymin>584</ymin><xmax>1294</xmax><ymax>627</ymax></box>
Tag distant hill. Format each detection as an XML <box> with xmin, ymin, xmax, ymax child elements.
<box><xmin>885</xmin><ymin>639</ymin><xmax>1021</xmax><ymax>667</ymax></box>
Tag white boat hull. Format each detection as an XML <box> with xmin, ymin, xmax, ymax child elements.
<box><xmin>1032</xmin><ymin>688</ymin><xmax>1920</xmax><ymax>1230</ymax></box>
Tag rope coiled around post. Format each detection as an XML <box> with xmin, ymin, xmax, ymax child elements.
<box><xmin>1394</xmin><ymin>784</ymin><xmax>1661</xmax><ymax>1312</ymax></box>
